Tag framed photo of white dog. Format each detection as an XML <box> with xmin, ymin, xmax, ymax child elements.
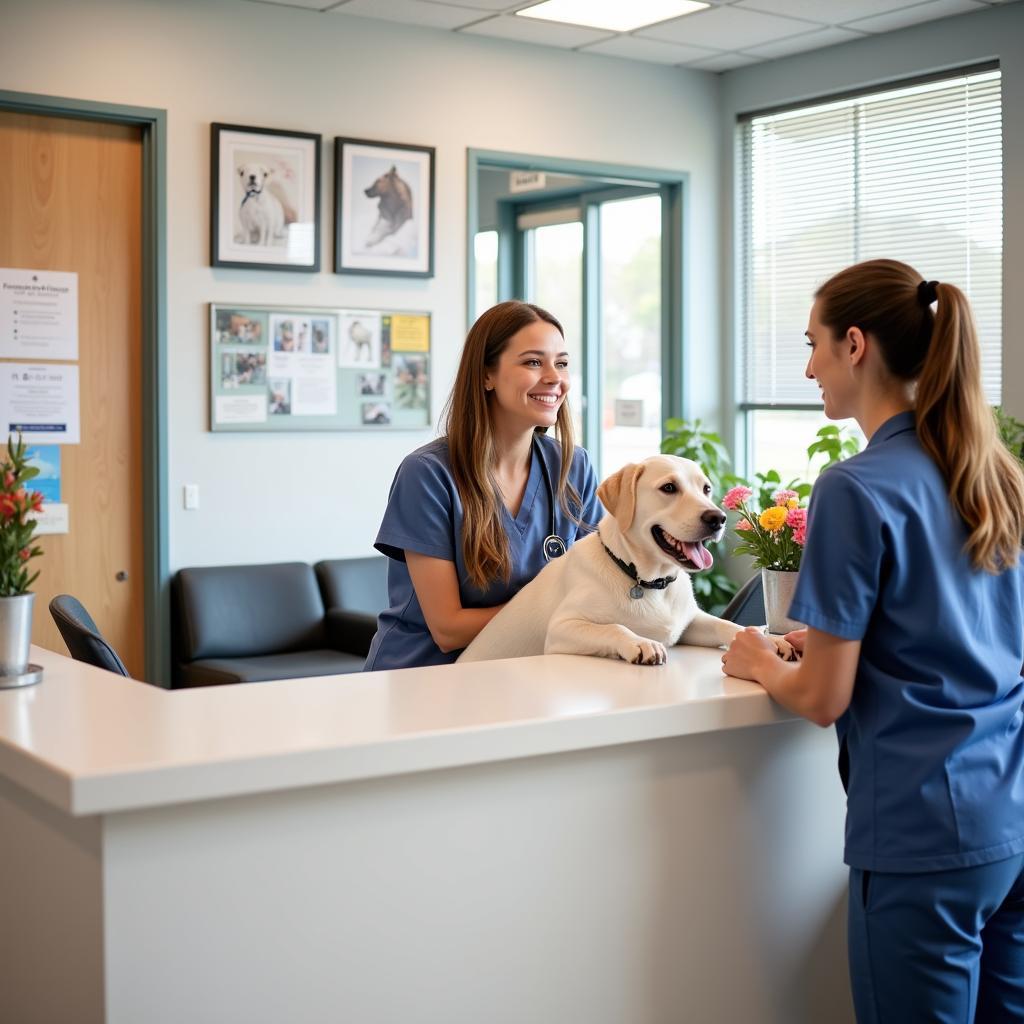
<box><xmin>334</xmin><ymin>137</ymin><xmax>435</xmax><ymax>278</ymax></box>
<box><xmin>211</xmin><ymin>123</ymin><xmax>322</xmax><ymax>272</ymax></box>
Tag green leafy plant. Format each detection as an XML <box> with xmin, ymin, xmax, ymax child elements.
<box><xmin>807</xmin><ymin>423</ymin><xmax>861</xmax><ymax>474</ymax></box>
<box><xmin>0</xmin><ymin>435</ymin><xmax>44</xmax><ymax>597</ymax></box>
<box><xmin>661</xmin><ymin>418</ymin><xmax>739</xmax><ymax>614</ymax></box>
<box><xmin>995</xmin><ymin>406</ymin><xmax>1024</xmax><ymax>466</ymax></box>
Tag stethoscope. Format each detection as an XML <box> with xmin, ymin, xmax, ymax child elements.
<box><xmin>534</xmin><ymin>435</ymin><xmax>567</xmax><ymax>562</ymax></box>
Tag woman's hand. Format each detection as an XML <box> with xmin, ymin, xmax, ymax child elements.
<box><xmin>722</xmin><ymin>626</ymin><xmax>779</xmax><ymax>682</ymax></box>
<box><xmin>783</xmin><ymin>627</ymin><xmax>808</xmax><ymax>653</ymax></box>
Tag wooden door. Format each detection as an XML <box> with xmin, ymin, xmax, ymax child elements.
<box><xmin>0</xmin><ymin>112</ymin><xmax>144</xmax><ymax>676</ymax></box>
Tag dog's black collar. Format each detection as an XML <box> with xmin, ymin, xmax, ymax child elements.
<box><xmin>241</xmin><ymin>187</ymin><xmax>262</xmax><ymax>206</ymax></box>
<box><xmin>602</xmin><ymin>542</ymin><xmax>676</xmax><ymax>599</ymax></box>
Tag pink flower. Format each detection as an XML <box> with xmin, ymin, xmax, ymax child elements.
<box><xmin>18</xmin><ymin>547</ymin><xmax>30</xmax><ymax>562</ymax></box>
<box><xmin>736</xmin><ymin>518</ymin><xmax>752</xmax><ymax>531</ymax></box>
<box><xmin>785</xmin><ymin>507</ymin><xmax>807</xmax><ymax>531</ymax></box>
<box><xmin>793</xmin><ymin>525</ymin><xmax>807</xmax><ymax>546</ymax></box>
<box><xmin>722</xmin><ymin>485</ymin><xmax>753</xmax><ymax>510</ymax></box>
<box><xmin>773</xmin><ymin>489</ymin><xmax>799</xmax><ymax>507</ymax></box>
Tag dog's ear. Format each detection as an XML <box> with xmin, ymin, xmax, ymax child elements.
<box><xmin>597</xmin><ymin>463</ymin><xmax>645</xmax><ymax>531</ymax></box>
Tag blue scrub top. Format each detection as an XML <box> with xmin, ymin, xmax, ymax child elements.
<box><xmin>790</xmin><ymin>411</ymin><xmax>1024</xmax><ymax>872</ymax></box>
<box><xmin>364</xmin><ymin>433</ymin><xmax>601</xmax><ymax>671</ymax></box>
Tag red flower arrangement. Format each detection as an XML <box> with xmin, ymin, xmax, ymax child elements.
<box><xmin>0</xmin><ymin>435</ymin><xmax>45</xmax><ymax>596</ymax></box>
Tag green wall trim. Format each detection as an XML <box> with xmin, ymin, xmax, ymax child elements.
<box><xmin>0</xmin><ymin>89</ymin><xmax>171</xmax><ymax>686</ymax></box>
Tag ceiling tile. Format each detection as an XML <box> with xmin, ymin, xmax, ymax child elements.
<box><xmin>847</xmin><ymin>0</ymin><xmax>986</xmax><ymax>32</ymax></box>
<box><xmin>742</xmin><ymin>25</ymin><xmax>866</xmax><ymax>57</ymax></box>
<box><xmin>241</xmin><ymin>0</ymin><xmax>343</xmax><ymax>9</ymax></box>
<box><xmin>638</xmin><ymin>4</ymin><xmax>816</xmax><ymax>48</ymax></box>
<box><xmin>428</xmin><ymin>0</ymin><xmax>530</xmax><ymax>9</ymax></box>
<box><xmin>685</xmin><ymin>51</ymin><xmax>760</xmax><ymax>70</ymax></box>
<box><xmin>579</xmin><ymin>35</ymin><xmax>722</xmax><ymax>64</ymax></box>
<box><xmin>331</xmin><ymin>0</ymin><xmax>482</xmax><ymax>29</ymax></box>
<box><xmin>733</xmin><ymin>0</ymin><xmax>916</xmax><ymax>22</ymax></box>
<box><xmin>459</xmin><ymin>14</ymin><xmax>614</xmax><ymax>46</ymax></box>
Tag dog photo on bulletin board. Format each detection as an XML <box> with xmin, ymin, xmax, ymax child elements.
<box><xmin>211</xmin><ymin>123</ymin><xmax>322</xmax><ymax>272</ymax></box>
<box><xmin>335</xmin><ymin>137</ymin><xmax>435</xmax><ymax>278</ymax></box>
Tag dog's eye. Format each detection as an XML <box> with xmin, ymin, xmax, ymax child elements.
<box><xmin>703</xmin><ymin>484</ymin><xmax>712</xmax><ymax>495</ymax></box>
<box><xmin>660</xmin><ymin>483</ymin><xmax>677</xmax><ymax>494</ymax></box>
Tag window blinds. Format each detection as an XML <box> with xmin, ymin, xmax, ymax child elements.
<box><xmin>738</xmin><ymin>67</ymin><xmax>1002</xmax><ymax>407</ymax></box>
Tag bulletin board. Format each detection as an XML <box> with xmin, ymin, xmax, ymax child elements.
<box><xmin>209</xmin><ymin>303</ymin><xmax>431</xmax><ymax>432</ymax></box>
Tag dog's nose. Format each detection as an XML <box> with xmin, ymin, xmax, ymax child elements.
<box><xmin>701</xmin><ymin>509</ymin><xmax>727</xmax><ymax>530</ymax></box>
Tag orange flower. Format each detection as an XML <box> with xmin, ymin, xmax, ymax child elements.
<box><xmin>19</xmin><ymin>547</ymin><xmax>30</xmax><ymax>561</ymax></box>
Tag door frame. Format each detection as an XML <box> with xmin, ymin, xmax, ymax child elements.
<box><xmin>467</xmin><ymin>149</ymin><xmax>689</xmax><ymax>464</ymax></box>
<box><xmin>0</xmin><ymin>89</ymin><xmax>169</xmax><ymax>686</ymax></box>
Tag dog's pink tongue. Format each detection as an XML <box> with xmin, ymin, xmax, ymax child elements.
<box><xmin>683</xmin><ymin>542</ymin><xmax>713</xmax><ymax>570</ymax></box>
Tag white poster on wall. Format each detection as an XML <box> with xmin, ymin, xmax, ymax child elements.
<box><xmin>0</xmin><ymin>268</ymin><xmax>79</xmax><ymax>360</ymax></box>
<box><xmin>0</xmin><ymin>363</ymin><xmax>81</xmax><ymax>444</ymax></box>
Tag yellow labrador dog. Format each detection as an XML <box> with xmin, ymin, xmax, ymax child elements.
<box><xmin>459</xmin><ymin>455</ymin><xmax>752</xmax><ymax>666</ymax></box>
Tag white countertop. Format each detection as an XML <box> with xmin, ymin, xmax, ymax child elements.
<box><xmin>0</xmin><ymin>644</ymin><xmax>796</xmax><ymax>817</ymax></box>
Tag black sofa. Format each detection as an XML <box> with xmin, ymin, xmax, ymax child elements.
<box><xmin>172</xmin><ymin>558</ymin><xmax>387</xmax><ymax>687</ymax></box>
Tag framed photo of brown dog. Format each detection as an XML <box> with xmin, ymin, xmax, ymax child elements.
<box><xmin>211</xmin><ymin>123</ymin><xmax>322</xmax><ymax>272</ymax></box>
<box><xmin>334</xmin><ymin>138</ymin><xmax>435</xmax><ymax>278</ymax></box>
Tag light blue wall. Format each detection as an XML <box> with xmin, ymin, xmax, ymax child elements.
<box><xmin>719</xmin><ymin>2</ymin><xmax>1024</xmax><ymax>457</ymax></box>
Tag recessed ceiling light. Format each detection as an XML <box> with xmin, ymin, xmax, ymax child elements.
<box><xmin>516</xmin><ymin>0</ymin><xmax>709</xmax><ymax>34</ymax></box>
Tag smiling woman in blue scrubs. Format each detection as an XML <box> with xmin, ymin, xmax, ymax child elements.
<box><xmin>723</xmin><ymin>259</ymin><xmax>1024</xmax><ymax>1023</ymax></box>
<box><xmin>364</xmin><ymin>301</ymin><xmax>600</xmax><ymax>671</ymax></box>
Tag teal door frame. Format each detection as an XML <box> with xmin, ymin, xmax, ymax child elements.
<box><xmin>467</xmin><ymin>149</ymin><xmax>689</xmax><ymax>466</ymax></box>
<box><xmin>0</xmin><ymin>89</ymin><xmax>170</xmax><ymax>686</ymax></box>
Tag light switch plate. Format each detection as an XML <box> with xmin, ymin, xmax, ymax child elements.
<box><xmin>184</xmin><ymin>484</ymin><xmax>200</xmax><ymax>510</ymax></box>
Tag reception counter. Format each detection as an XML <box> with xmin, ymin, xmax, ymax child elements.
<box><xmin>0</xmin><ymin>644</ymin><xmax>853</xmax><ymax>1023</ymax></box>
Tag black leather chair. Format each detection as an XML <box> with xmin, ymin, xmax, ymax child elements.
<box><xmin>313</xmin><ymin>558</ymin><xmax>385</xmax><ymax>664</ymax></box>
<box><xmin>172</xmin><ymin>562</ymin><xmax>373</xmax><ymax>687</ymax></box>
<box><xmin>721</xmin><ymin>572</ymin><xmax>766</xmax><ymax>627</ymax></box>
<box><xmin>49</xmin><ymin>595</ymin><xmax>131</xmax><ymax>677</ymax></box>
<box><xmin>314</xmin><ymin>556</ymin><xmax>387</xmax><ymax>616</ymax></box>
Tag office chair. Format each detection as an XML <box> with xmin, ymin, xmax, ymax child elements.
<box><xmin>720</xmin><ymin>572</ymin><xmax>766</xmax><ymax>627</ymax></box>
<box><xmin>49</xmin><ymin>595</ymin><xmax>130</xmax><ymax>677</ymax></box>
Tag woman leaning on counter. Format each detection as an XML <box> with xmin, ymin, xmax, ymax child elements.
<box><xmin>724</xmin><ymin>260</ymin><xmax>1024</xmax><ymax>1024</ymax></box>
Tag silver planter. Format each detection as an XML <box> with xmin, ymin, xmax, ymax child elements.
<box><xmin>0</xmin><ymin>592</ymin><xmax>35</xmax><ymax>678</ymax></box>
<box><xmin>761</xmin><ymin>569</ymin><xmax>803</xmax><ymax>635</ymax></box>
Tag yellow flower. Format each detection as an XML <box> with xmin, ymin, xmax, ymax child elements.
<box><xmin>759</xmin><ymin>506</ymin><xmax>788</xmax><ymax>532</ymax></box>
<box><xmin>787</xmin><ymin>498</ymin><xmax>799</xmax><ymax>509</ymax></box>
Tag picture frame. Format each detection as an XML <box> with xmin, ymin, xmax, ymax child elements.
<box><xmin>211</xmin><ymin>123</ymin><xmax>321</xmax><ymax>272</ymax></box>
<box><xmin>334</xmin><ymin>137</ymin><xmax>435</xmax><ymax>278</ymax></box>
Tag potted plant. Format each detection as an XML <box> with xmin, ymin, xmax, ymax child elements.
<box><xmin>0</xmin><ymin>435</ymin><xmax>44</xmax><ymax>685</ymax></box>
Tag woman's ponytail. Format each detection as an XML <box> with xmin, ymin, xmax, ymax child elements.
<box><xmin>915</xmin><ymin>282</ymin><xmax>1024</xmax><ymax>572</ymax></box>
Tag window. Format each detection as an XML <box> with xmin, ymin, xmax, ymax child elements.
<box><xmin>738</xmin><ymin>66</ymin><xmax>1002</xmax><ymax>479</ymax></box>
<box><xmin>520</xmin><ymin>193</ymin><xmax>663</xmax><ymax>476</ymax></box>
<box><xmin>474</xmin><ymin>231</ymin><xmax>498</xmax><ymax>318</ymax></box>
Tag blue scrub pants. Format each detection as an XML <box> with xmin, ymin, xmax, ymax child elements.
<box><xmin>848</xmin><ymin>853</ymin><xmax>1024</xmax><ymax>1023</ymax></box>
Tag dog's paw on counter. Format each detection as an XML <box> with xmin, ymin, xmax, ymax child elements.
<box><xmin>773</xmin><ymin>637</ymin><xmax>801</xmax><ymax>662</ymax></box>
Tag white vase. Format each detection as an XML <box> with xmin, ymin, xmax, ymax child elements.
<box><xmin>761</xmin><ymin>569</ymin><xmax>803</xmax><ymax>635</ymax></box>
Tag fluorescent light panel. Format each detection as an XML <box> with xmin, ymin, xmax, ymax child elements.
<box><xmin>516</xmin><ymin>0</ymin><xmax>709</xmax><ymax>34</ymax></box>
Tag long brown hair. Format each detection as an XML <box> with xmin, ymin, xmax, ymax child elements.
<box><xmin>815</xmin><ymin>259</ymin><xmax>1024</xmax><ymax>572</ymax></box>
<box><xmin>442</xmin><ymin>301</ymin><xmax>580</xmax><ymax>588</ymax></box>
